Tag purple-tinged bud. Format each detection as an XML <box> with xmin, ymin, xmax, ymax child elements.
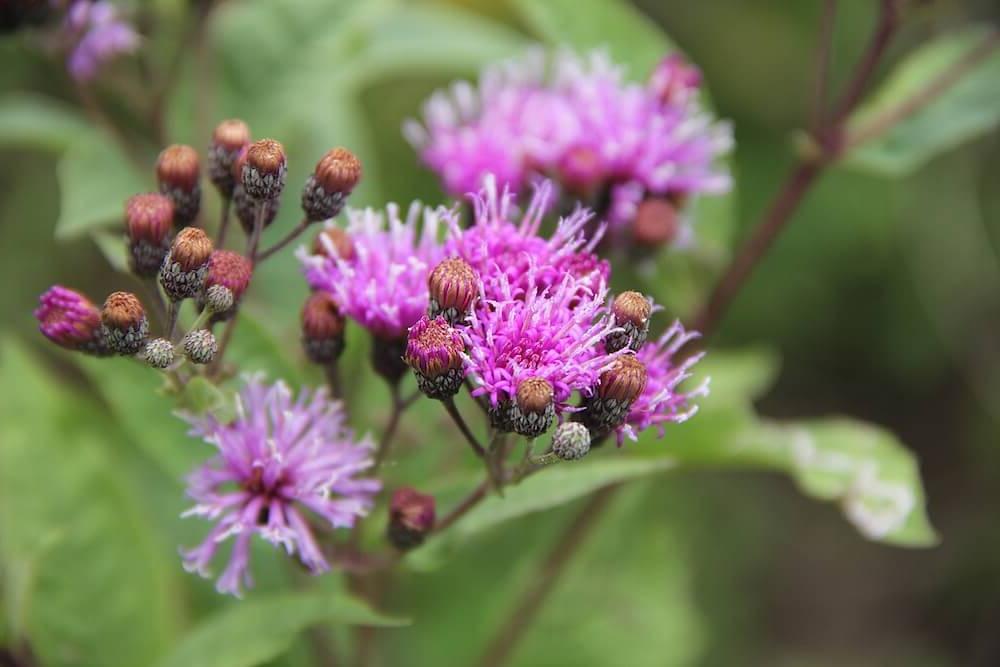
<box><xmin>200</xmin><ymin>250</ymin><xmax>252</xmax><ymax>317</ymax></box>
<box><xmin>510</xmin><ymin>377</ymin><xmax>555</xmax><ymax>438</ymax></box>
<box><xmin>311</xmin><ymin>226</ymin><xmax>355</xmax><ymax>261</ymax></box>
<box><xmin>160</xmin><ymin>227</ymin><xmax>213</xmax><ymax>301</ymax></box>
<box><xmin>34</xmin><ymin>285</ymin><xmax>107</xmax><ymax>354</ymax></box>
<box><xmin>649</xmin><ymin>54</ymin><xmax>702</xmax><ymax>106</ymax></box>
<box><xmin>584</xmin><ymin>354</ymin><xmax>648</xmax><ymax>432</ymax></box>
<box><xmin>208</xmin><ymin>119</ymin><xmax>251</xmax><ymax>197</ymax></box>
<box><xmin>140</xmin><ymin>337</ymin><xmax>175</xmax><ymax>369</ymax></box>
<box><xmin>183</xmin><ymin>329</ymin><xmax>217</xmax><ymax>365</ymax></box>
<box><xmin>632</xmin><ymin>198</ymin><xmax>679</xmax><ymax>249</ymax></box>
<box><xmin>301</xmin><ymin>291</ymin><xmax>346</xmax><ymax>364</ymax></box>
<box><xmin>124</xmin><ymin>193</ymin><xmax>174</xmax><ymax>277</ymax></box>
<box><xmin>301</xmin><ymin>147</ymin><xmax>361</xmax><ymax>222</ymax></box>
<box><xmin>551</xmin><ymin>422</ymin><xmax>591</xmax><ymax>461</ymax></box>
<box><xmin>427</xmin><ymin>257</ymin><xmax>478</xmax><ymax>325</ymax></box>
<box><xmin>405</xmin><ymin>315</ymin><xmax>465</xmax><ymax>399</ymax></box>
<box><xmin>606</xmin><ymin>291</ymin><xmax>652</xmax><ymax>353</ymax></box>
<box><xmin>156</xmin><ymin>144</ymin><xmax>202</xmax><ymax>227</ymax></box>
<box><xmin>387</xmin><ymin>487</ymin><xmax>436</xmax><ymax>550</ymax></box>
<box><xmin>242</xmin><ymin>139</ymin><xmax>287</xmax><ymax>201</ymax></box>
<box><xmin>233</xmin><ymin>184</ymin><xmax>280</xmax><ymax>235</ymax></box>
<box><xmin>101</xmin><ymin>291</ymin><xmax>148</xmax><ymax>355</ymax></box>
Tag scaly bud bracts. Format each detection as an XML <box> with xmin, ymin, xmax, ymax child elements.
<box><xmin>101</xmin><ymin>291</ymin><xmax>148</xmax><ymax>355</ymax></box>
<box><xmin>371</xmin><ymin>336</ymin><xmax>408</xmax><ymax>384</ymax></box>
<box><xmin>632</xmin><ymin>198</ymin><xmax>679</xmax><ymax>249</ymax></box>
<box><xmin>141</xmin><ymin>338</ymin><xmax>175</xmax><ymax>369</ymax></box>
<box><xmin>34</xmin><ymin>285</ymin><xmax>106</xmax><ymax>354</ymax></box>
<box><xmin>242</xmin><ymin>139</ymin><xmax>287</xmax><ymax>200</ymax></box>
<box><xmin>387</xmin><ymin>488</ymin><xmax>436</xmax><ymax>550</ymax></box>
<box><xmin>606</xmin><ymin>291</ymin><xmax>652</xmax><ymax>353</ymax></box>
<box><xmin>311</xmin><ymin>226</ymin><xmax>355</xmax><ymax>261</ymax></box>
<box><xmin>551</xmin><ymin>422</ymin><xmax>591</xmax><ymax>461</ymax></box>
<box><xmin>405</xmin><ymin>315</ymin><xmax>465</xmax><ymax>399</ymax></box>
<box><xmin>233</xmin><ymin>184</ymin><xmax>280</xmax><ymax>235</ymax></box>
<box><xmin>427</xmin><ymin>258</ymin><xmax>478</xmax><ymax>325</ymax></box>
<box><xmin>183</xmin><ymin>329</ymin><xmax>217</xmax><ymax>365</ymax></box>
<box><xmin>124</xmin><ymin>193</ymin><xmax>174</xmax><ymax>277</ymax></box>
<box><xmin>511</xmin><ymin>377</ymin><xmax>555</xmax><ymax>438</ymax></box>
<box><xmin>583</xmin><ymin>354</ymin><xmax>648</xmax><ymax>432</ymax></box>
<box><xmin>208</xmin><ymin>119</ymin><xmax>251</xmax><ymax>197</ymax></box>
<box><xmin>160</xmin><ymin>227</ymin><xmax>213</xmax><ymax>301</ymax></box>
<box><xmin>156</xmin><ymin>144</ymin><xmax>201</xmax><ymax>227</ymax></box>
<box><xmin>301</xmin><ymin>291</ymin><xmax>346</xmax><ymax>364</ymax></box>
<box><xmin>201</xmin><ymin>250</ymin><xmax>252</xmax><ymax>316</ymax></box>
<box><xmin>301</xmin><ymin>147</ymin><xmax>361</xmax><ymax>221</ymax></box>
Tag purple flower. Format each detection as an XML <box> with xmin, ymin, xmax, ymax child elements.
<box><xmin>406</xmin><ymin>49</ymin><xmax>732</xmax><ymax>235</ymax></box>
<box><xmin>65</xmin><ymin>1</ymin><xmax>139</xmax><ymax>82</ymax></box>
<box><xmin>617</xmin><ymin>321</ymin><xmax>708</xmax><ymax>444</ymax></box>
<box><xmin>34</xmin><ymin>285</ymin><xmax>106</xmax><ymax>354</ymax></box>
<box><xmin>298</xmin><ymin>203</ymin><xmax>450</xmax><ymax>341</ymax></box>
<box><xmin>180</xmin><ymin>376</ymin><xmax>380</xmax><ymax>597</ymax></box>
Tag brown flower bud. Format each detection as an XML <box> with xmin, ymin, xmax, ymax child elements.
<box><xmin>302</xmin><ymin>147</ymin><xmax>361</xmax><ymax>222</ymax></box>
<box><xmin>387</xmin><ymin>488</ymin><xmax>436</xmax><ymax>550</ymax></box>
<box><xmin>208</xmin><ymin>119</ymin><xmax>251</xmax><ymax>197</ymax></box>
<box><xmin>124</xmin><ymin>193</ymin><xmax>174</xmax><ymax>277</ymax></box>
<box><xmin>301</xmin><ymin>291</ymin><xmax>346</xmax><ymax>364</ymax></box>
<box><xmin>583</xmin><ymin>354</ymin><xmax>648</xmax><ymax>432</ymax></box>
<box><xmin>242</xmin><ymin>138</ymin><xmax>287</xmax><ymax>200</ymax></box>
<box><xmin>311</xmin><ymin>225</ymin><xmax>355</xmax><ymax>261</ymax></box>
<box><xmin>427</xmin><ymin>257</ymin><xmax>478</xmax><ymax>325</ymax></box>
<box><xmin>511</xmin><ymin>377</ymin><xmax>555</xmax><ymax>438</ymax></box>
<box><xmin>200</xmin><ymin>250</ymin><xmax>253</xmax><ymax>317</ymax></box>
<box><xmin>632</xmin><ymin>198</ymin><xmax>679</xmax><ymax>249</ymax></box>
<box><xmin>156</xmin><ymin>144</ymin><xmax>201</xmax><ymax>227</ymax></box>
<box><xmin>160</xmin><ymin>227</ymin><xmax>213</xmax><ymax>301</ymax></box>
<box><xmin>606</xmin><ymin>291</ymin><xmax>652</xmax><ymax>353</ymax></box>
<box><xmin>101</xmin><ymin>291</ymin><xmax>148</xmax><ymax>355</ymax></box>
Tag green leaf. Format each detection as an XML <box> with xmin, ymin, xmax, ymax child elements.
<box><xmin>509</xmin><ymin>0</ymin><xmax>675</xmax><ymax>75</ymax></box>
<box><xmin>0</xmin><ymin>339</ymin><xmax>180</xmax><ymax>666</ymax></box>
<box><xmin>846</xmin><ymin>25</ymin><xmax>1000</xmax><ymax>176</ymax></box>
<box><xmin>154</xmin><ymin>592</ymin><xmax>407</xmax><ymax>667</ymax></box>
<box><xmin>0</xmin><ymin>93</ymin><xmax>89</xmax><ymax>151</ymax></box>
<box><xmin>91</xmin><ymin>228</ymin><xmax>129</xmax><ymax>272</ymax></box>
<box><xmin>55</xmin><ymin>130</ymin><xmax>147</xmax><ymax>239</ymax></box>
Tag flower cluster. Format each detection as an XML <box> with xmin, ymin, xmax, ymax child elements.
<box><xmin>64</xmin><ymin>0</ymin><xmax>139</xmax><ymax>81</ymax></box>
<box><xmin>406</xmin><ymin>49</ymin><xmax>732</xmax><ymax>246</ymax></box>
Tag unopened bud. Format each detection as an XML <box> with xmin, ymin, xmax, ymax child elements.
<box><xmin>405</xmin><ymin>315</ymin><xmax>465</xmax><ymax>399</ymax></box>
<box><xmin>242</xmin><ymin>139</ymin><xmax>287</xmax><ymax>200</ymax></box>
<box><xmin>301</xmin><ymin>291</ymin><xmax>346</xmax><ymax>364</ymax></box>
<box><xmin>156</xmin><ymin>144</ymin><xmax>201</xmax><ymax>227</ymax></box>
<box><xmin>124</xmin><ymin>193</ymin><xmax>174</xmax><ymax>277</ymax></box>
<box><xmin>160</xmin><ymin>227</ymin><xmax>213</xmax><ymax>301</ymax></box>
<box><xmin>551</xmin><ymin>422</ymin><xmax>591</xmax><ymax>461</ymax></box>
<box><xmin>371</xmin><ymin>336</ymin><xmax>408</xmax><ymax>384</ymax></box>
<box><xmin>208</xmin><ymin>118</ymin><xmax>251</xmax><ymax>197</ymax></box>
<box><xmin>141</xmin><ymin>337</ymin><xmax>175</xmax><ymax>369</ymax></box>
<box><xmin>558</xmin><ymin>145</ymin><xmax>604</xmax><ymax>196</ymax></box>
<box><xmin>302</xmin><ymin>147</ymin><xmax>361</xmax><ymax>221</ymax></box>
<box><xmin>101</xmin><ymin>291</ymin><xmax>148</xmax><ymax>355</ymax></box>
<box><xmin>183</xmin><ymin>329</ymin><xmax>217</xmax><ymax>365</ymax></box>
<box><xmin>427</xmin><ymin>258</ymin><xmax>478</xmax><ymax>325</ymax></box>
<box><xmin>200</xmin><ymin>250</ymin><xmax>252</xmax><ymax>317</ymax></box>
<box><xmin>632</xmin><ymin>198</ymin><xmax>679</xmax><ymax>249</ymax></box>
<box><xmin>387</xmin><ymin>488</ymin><xmax>436</xmax><ymax>550</ymax></box>
<box><xmin>34</xmin><ymin>285</ymin><xmax>107</xmax><ymax>355</ymax></box>
<box><xmin>510</xmin><ymin>377</ymin><xmax>555</xmax><ymax>438</ymax></box>
<box><xmin>233</xmin><ymin>184</ymin><xmax>280</xmax><ymax>235</ymax></box>
<box><xmin>606</xmin><ymin>291</ymin><xmax>652</xmax><ymax>352</ymax></box>
<box><xmin>584</xmin><ymin>354</ymin><xmax>647</xmax><ymax>432</ymax></box>
<box><xmin>311</xmin><ymin>225</ymin><xmax>355</xmax><ymax>261</ymax></box>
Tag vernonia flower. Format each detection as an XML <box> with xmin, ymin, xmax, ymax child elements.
<box><xmin>64</xmin><ymin>0</ymin><xmax>139</xmax><ymax>82</ymax></box>
<box><xmin>34</xmin><ymin>285</ymin><xmax>106</xmax><ymax>354</ymax></box>
<box><xmin>298</xmin><ymin>202</ymin><xmax>449</xmax><ymax>340</ymax></box>
<box><xmin>180</xmin><ymin>375</ymin><xmax>380</xmax><ymax>597</ymax></box>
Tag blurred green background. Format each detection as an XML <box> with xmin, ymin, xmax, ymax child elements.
<box><xmin>1</xmin><ymin>1</ymin><xmax>999</xmax><ymax>665</ymax></box>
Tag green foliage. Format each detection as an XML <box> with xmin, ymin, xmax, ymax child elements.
<box><xmin>846</xmin><ymin>25</ymin><xmax>1000</xmax><ymax>176</ymax></box>
<box><xmin>0</xmin><ymin>94</ymin><xmax>89</xmax><ymax>151</ymax></box>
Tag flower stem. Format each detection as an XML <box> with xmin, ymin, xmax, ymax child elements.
<box><xmin>166</xmin><ymin>300</ymin><xmax>180</xmax><ymax>341</ymax></box>
<box><xmin>373</xmin><ymin>383</ymin><xmax>407</xmax><ymax>471</ymax></box>
<box><xmin>442</xmin><ymin>396</ymin><xmax>486</xmax><ymax>458</ymax></box>
<box><xmin>245</xmin><ymin>202</ymin><xmax>266</xmax><ymax>259</ymax></box>
<box><xmin>255</xmin><ymin>218</ymin><xmax>310</xmax><ymax>262</ymax></box>
<box><xmin>216</xmin><ymin>196</ymin><xmax>232</xmax><ymax>248</ymax></box>
<box><xmin>434</xmin><ymin>479</ymin><xmax>490</xmax><ymax>534</ymax></box>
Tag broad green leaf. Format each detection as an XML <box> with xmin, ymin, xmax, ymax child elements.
<box><xmin>509</xmin><ymin>0</ymin><xmax>674</xmax><ymax>75</ymax></box>
<box><xmin>0</xmin><ymin>93</ymin><xmax>89</xmax><ymax>151</ymax></box>
<box><xmin>0</xmin><ymin>339</ymin><xmax>180</xmax><ymax>666</ymax></box>
<box><xmin>154</xmin><ymin>592</ymin><xmax>406</xmax><ymax>667</ymax></box>
<box><xmin>91</xmin><ymin>228</ymin><xmax>129</xmax><ymax>272</ymax></box>
<box><xmin>55</xmin><ymin>130</ymin><xmax>147</xmax><ymax>239</ymax></box>
<box><xmin>846</xmin><ymin>25</ymin><xmax>1000</xmax><ymax>176</ymax></box>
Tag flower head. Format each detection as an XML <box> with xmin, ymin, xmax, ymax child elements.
<box><xmin>65</xmin><ymin>1</ymin><xmax>139</xmax><ymax>81</ymax></box>
<box><xmin>298</xmin><ymin>203</ymin><xmax>449</xmax><ymax>340</ymax></box>
<box><xmin>180</xmin><ymin>375</ymin><xmax>380</xmax><ymax>596</ymax></box>
<box><xmin>34</xmin><ymin>285</ymin><xmax>105</xmax><ymax>353</ymax></box>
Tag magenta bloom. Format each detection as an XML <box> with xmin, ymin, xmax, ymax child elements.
<box><xmin>406</xmin><ymin>49</ymin><xmax>732</xmax><ymax>233</ymax></box>
<box><xmin>617</xmin><ymin>321</ymin><xmax>708</xmax><ymax>444</ymax></box>
<box><xmin>65</xmin><ymin>1</ymin><xmax>139</xmax><ymax>81</ymax></box>
<box><xmin>299</xmin><ymin>203</ymin><xmax>450</xmax><ymax>340</ymax></box>
<box><xmin>34</xmin><ymin>285</ymin><xmax>105</xmax><ymax>354</ymax></box>
<box><xmin>180</xmin><ymin>376</ymin><xmax>380</xmax><ymax>597</ymax></box>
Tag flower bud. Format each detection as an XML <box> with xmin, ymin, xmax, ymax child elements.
<box><xmin>583</xmin><ymin>354</ymin><xmax>647</xmax><ymax>432</ymax></box>
<box><xmin>371</xmin><ymin>336</ymin><xmax>408</xmax><ymax>385</ymax></box>
<box><xmin>405</xmin><ymin>315</ymin><xmax>465</xmax><ymax>399</ymax></box>
<box><xmin>387</xmin><ymin>487</ymin><xmax>436</xmax><ymax>550</ymax></box>
<box><xmin>511</xmin><ymin>377</ymin><xmax>555</xmax><ymax>438</ymax></box>
<box><xmin>632</xmin><ymin>198</ymin><xmax>679</xmax><ymax>249</ymax></box>
<box><xmin>141</xmin><ymin>337</ymin><xmax>175</xmax><ymax>369</ymax></box>
<box><xmin>101</xmin><ymin>291</ymin><xmax>148</xmax><ymax>355</ymax></box>
<box><xmin>160</xmin><ymin>227</ymin><xmax>213</xmax><ymax>301</ymax></box>
<box><xmin>606</xmin><ymin>291</ymin><xmax>652</xmax><ymax>353</ymax></box>
<box><xmin>242</xmin><ymin>139</ymin><xmax>287</xmax><ymax>200</ymax></box>
<box><xmin>34</xmin><ymin>285</ymin><xmax>107</xmax><ymax>355</ymax></box>
<box><xmin>200</xmin><ymin>250</ymin><xmax>252</xmax><ymax>317</ymax></box>
<box><xmin>649</xmin><ymin>54</ymin><xmax>701</xmax><ymax>106</ymax></box>
<box><xmin>233</xmin><ymin>184</ymin><xmax>280</xmax><ymax>235</ymax></box>
<box><xmin>301</xmin><ymin>291</ymin><xmax>346</xmax><ymax>364</ymax></box>
<box><xmin>156</xmin><ymin>144</ymin><xmax>201</xmax><ymax>227</ymax></box>
<box><xmin>208</xmin><ymin>119</ymin><xmax>251</xmax><ymax>197</ymax></box>
<box><xmin>427</xmin><ymin>257</ymin><xmax>478</xmax><ymax>325</ymax></box>
<box><xmin>551</xmin><ymin>422</ymin><xmax>591</xmax><ymax>461</ymax></box>
<box><xmin>124</xmin><ymin>193</ymin><xmax>174</xmax><ymax>278</ymax></box>
<box><xmin>301</xmin><ymin>147</ymin><xmax>361</xmax><ymax>222</ymax></box>
<box><xmin>183</xmin><ymin>329</ymin><xmax>217</xmax><ymax>365</ymax></box>
<box><xmin>311</xmin><ymin>225</ymin><xmax>355</xmax><ymax>261</ymax></box>
<box><xmin>558</xmin><ymin>145</ymin><xmax>603</xmax><ymax>196</ymax></box>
